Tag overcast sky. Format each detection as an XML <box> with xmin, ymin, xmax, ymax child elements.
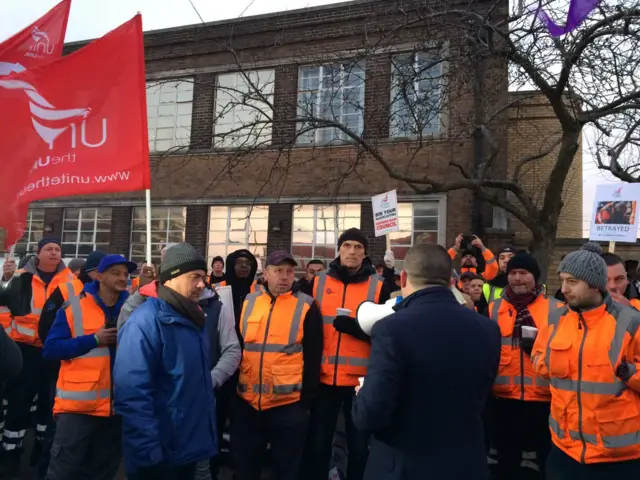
<box><xmin>0</xmin><ymin>0</ymin><xmax>612</xmax><ymax>234</ymax></box>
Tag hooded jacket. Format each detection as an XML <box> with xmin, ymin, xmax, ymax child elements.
<box><xmin>225</xmin><ymin>249</ymin><xmax>258</xmax><ymax>329</ymax></box>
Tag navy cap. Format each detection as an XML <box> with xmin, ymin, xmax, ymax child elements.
<box><xmin>98</xmin><ymin>254</ymin><xmax>137</xmax><ymax>274</ymax></box>
<box><xmin>85</xmin><ymin>251</ymin><xmax>107</xmax><ymax>273</ymax></box>
<box><xmin>38</xmin><ymin>237</ymin><xmax>61</xmax><ymax>252</ymax></box>
<box><xmin>266</xmin><ymin>251</ymin><xmax>297</xmax><ymax>267</ymax></box>
<box><xmin>499</xmin><ymin>246</ymin><xmax>518</xmax><ymax>256</ymax></box>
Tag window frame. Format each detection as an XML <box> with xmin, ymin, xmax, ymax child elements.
<box><xmin>296</xmin><ymin>62</ymin><xmax>366</xmax><ymax>145</ymax></box>
<box><xmin>206</xmin><ymin>205</ymin><xmax>269</xmax><ymax>266</ymax></box>
<box><xmin>61</xmin><ymin>208</ymin><xmax>112</xmax><ymax>258</ymax></box>
<box><xmin>146</xmin><ymin>79</ymin><xmax>194</xmax><ymax>153</ymax></box>
<box><xmin>389</xmin><ymin>52</ymin><xmax>445</xmax><ymax>138</ymax></box>
<box><xmin>129</xmin><ymin>206</ymin><xmax>186</xmax><ymax>263</ymax></box>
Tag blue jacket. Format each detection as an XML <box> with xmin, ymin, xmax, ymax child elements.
<box><xmin>352</xmin><ymin>287</ymin><xmax>501</xmax><ymax>480</ymax></box>
<box><xmin>43</xmin><ymin>281</ymin><xmax>127</xmax><ymax>362</ymax></box>
<box><xmin>114</xmin><ymin>296</ymin><xmax>217</xmax><ymax>470</ymax></box>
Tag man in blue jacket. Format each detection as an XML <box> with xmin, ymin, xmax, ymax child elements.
<box><xmin>115</xmin><ymin>243</ymin><xmax>217</xmax><ymax>480</ymax></box>
<box><xmin>352</xmin><ymin>243</ymin><xmax>501</xmax><ymax>480</ymax></box>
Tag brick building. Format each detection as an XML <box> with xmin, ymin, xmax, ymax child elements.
<box><xmin>0</xmin><ymin>0</ymin><xmax>583</xmax><ymax>273</ymax></box>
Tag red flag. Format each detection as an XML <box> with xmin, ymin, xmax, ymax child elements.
<box><xmin>0</xmin><ymin>15</ymin><xmax>150</xmax><ymax>248</ymax></box>
<box><xmin>0</xmin><ymin>0</ymin><xmax>71</xmax><ymax>76</ymax></box>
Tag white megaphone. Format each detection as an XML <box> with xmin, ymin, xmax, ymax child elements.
<box><xmin>356</xmin><ymin>297</ymin><xmax>402</xmax><ymax>335</ymax></box>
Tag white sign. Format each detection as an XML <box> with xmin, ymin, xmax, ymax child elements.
<box><xmin>589</xmin><ymin>183</ymin><xmax>640</xmax><ymax>243</ymax></box>
<box><xmin>371</xmin><ymin>190</ymin><xmax>399</xmax><ymax>237</ymax></box>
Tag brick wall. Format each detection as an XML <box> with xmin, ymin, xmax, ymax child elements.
<box><xmin>185</xmin><ymin>205</ymin><xmax>209</xmax><ymax>257</ymax></box>
<box><xmin>109</xmin><ymin>207</ymin><xmax>133</xmax><ymax>256</ymax></box>
<box><xmin>507</xmin><ymin>91</ymin><xmax>583</xmax><ymax>239</ymax></box>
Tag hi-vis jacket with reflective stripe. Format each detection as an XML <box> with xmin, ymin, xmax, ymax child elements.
<box><xmin>483</xmin><ymin>283</ymin><xmax>504</xmax><ymax>303</ymax></box>
<box><xmin>532</xmin><ymin>296</ymin><xmax>640</xmax><ymax>464</ymax></box>
<box><xmin>44</xmin><ymin>280</ymin><xmax>128</xmax><ymax>417</ymax></box>
<box><xmin>448</xmin><ymin>247</ymin><xmax>499</xmax><ymax>282</ymax></box>
<box><xmin>238</xmin><ymin>289</ymin><xmax>313</xmax><ymax>411</ymax></box>
<box><xmin>58</xmin><ymin>278</ymin><xmax>84</xmax><ymax>302</ymax></box>
<box><xmin>2</xmin><ymin>257</ymin><xmax>75</xmax><ymax>347</ymax></box>
<box><xmin>489</xmin><ymin>293</ymin><xmax>562</xmax><ymax>402</ymax></box>
<box><xmin>313</xmin><ymin>270</ymin><xmax>384</xmax><ymax>387</ymax></box>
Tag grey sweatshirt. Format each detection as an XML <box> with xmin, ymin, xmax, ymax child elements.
<box><xmin>117</xmin><ymin>286</ymin><xmax>240</xmax><ymax>389</ymax></box>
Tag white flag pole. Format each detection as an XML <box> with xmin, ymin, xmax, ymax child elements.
<box><xmin>8</xmin><ymin>244</ymin><xmax>15</xmax><ymax>259</ymax></box>
<box><xmin>145</xmin><ymin>189</ymin><xmax>152</xmax><ymax>265</ymax></box>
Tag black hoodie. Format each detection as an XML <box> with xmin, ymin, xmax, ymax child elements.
<box><xmin>225</xmin><ymin>249</ymin><xmax>258</xmax><ymax>332</ymax></box>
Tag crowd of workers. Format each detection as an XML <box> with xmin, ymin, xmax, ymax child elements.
<box><xmin>0</xmin><ymin>227</ymin><xmax>637</xmax><ymax>480</ymax></box>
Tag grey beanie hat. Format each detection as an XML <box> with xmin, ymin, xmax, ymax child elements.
<box><xmin>557</xmin><ymin>242</ymin><xmax>607</xmax><ymax>292</ymax></box>
<box><xmin>159</xmin><ymin>242</ymin><xmax>207</xmax><ymax>283</ymax></box>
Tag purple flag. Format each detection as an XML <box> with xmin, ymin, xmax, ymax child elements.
<box><xmin>535</xmin><ymin>0</ymin><xmax>601</xmax><ymax>37</ymax></box>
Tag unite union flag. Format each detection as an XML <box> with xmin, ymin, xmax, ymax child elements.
<box><xmin>0</xmin><ymin>15</ymin><xmax>150</xmax><ymax>248</ymax></box>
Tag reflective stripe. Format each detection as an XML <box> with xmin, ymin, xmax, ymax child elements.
<box><xmin>15</xmin><ymin>324</ymin><xmax>35</xmax><ymax>336</ymax></box>
<box><xmin>544</xmin><ymin>306</ymin><xmax>568</xmax><ymax>371</ymax></box>
<box><xmin>515</xmin><ymin>376</ymin><xmax>533</xmax><ymax>386</ymax></box>
<box><xmin>570</xmin><ymin>430</ymin><xmax>597</xmax><ymax>445</ymax></box>
<box><xmin>56</xmin><ymin>388</ymin><xmax>110</xmax><ymax>401</ymax></box>
<box><xmin>30</xmin><ymin>295</ymin><xmax>42</xmax><ymax>315</ymax></box>
<box><xmin>536</xmin><ymin>377</ymin><xmax>550</xmax><ymax>388</ymax></box>
<box><xmin>551</xmin><ymin>378</ymin><xmax>624</xmax><ymax>395</ymax></box>
<box><xmin>494</xmin><ymin>376</ymin><xmax>510</xmax><ymax>385</ymax></box>
<box><xmin>288</xmin><ymin>293</ymin><xmax>308</xmax><ymax>345</ymax></box>
<box><xmin>62</xmin><ymin>282</ymin><xmax>77</xmax><ymax>301</ymax></box>
<box><xmin>608</xmin><ymin>304</ymin><xmax>640</xmax><ymax>367</ymax></box>
<box><xmin>2</xmin><ymin>444</ymin><xmax>17</xmax><ymax>450</ymax></box>
<box><xmin>3</xmin><ymin>429</ymin><xmax>26</xmax><ymax>439</ymax></box>
<box><xmin>490</xmin><ymin>299</ymin><xmax>501</xmax><ymax>322</ymax></box>
<box><xmin>314</xmin><ymin>272</ymin><xmax>327</xmax><ymax>306</ymax></box>
<box><xmin>328</xmin><ymin>356</ymin><xmax>368</xmax><ymax>367</ymax></box>
<box><xmin>323</xmin><ymin>315</ymin><xmax>335</xmax><ymax>325</ymax></box>
<box><xmin>78</xmin><ymin>347</ymin><xmax>110</xmax><ymax>359</ymax></box>
<box><xmin>0</xmin><ymin>306</ymin><xmax>9</xmax><ymax>314</ymax></box>
<box><xmin>237</xmin><ymin>383</ymin><xmax>248</xmax><ymax>393</ymax></box>
<box><xmin>244</xmin><ymin>343</ymin><xmax>303</xmax><ymax>354</ymax></box>
<box><xmin>273</xmin><ymin>383</ymin><xmax>302</xmax><ymax>394</ymax></box>
<box><xmin>500</xmin><ymin>337</ymin><xmax>512</xmax><ymax>346</ymax></box>
<box><xmin>549</xmin><ymin>415</ymin><xmax>564</xmax><ymax>439</ymax></box>
<box><xmin>486</xmin><ymin>257</ymin><xmax>496</xmax><ymax>264</ymax></box>
<box><xmin>36</xmin><ymin>424</ymin><xmax>47</xmax><ymax>433</ymax></box>
<box><xmin>67</xmin><ymin>295</ymin><xmax>84</xmax><ymax>337</ymax></box>
<box><xmin>603</xmin><ymin>430</ymin><xmax>640</xmax><ymax>449</ymax></box>
<box><xmin>241</xmin><ymin>291</ymin><xmax>263</xmax><ymax>337</ymax></box>
<box><xmin>367</xmin><ymin>275</ymin><xmax>383</xmax><ymax>302</ymax></box>
<box><xmin>252</xmin><ymin>384</ymin><xmax>269</xmax><ymax>394</ymax></box>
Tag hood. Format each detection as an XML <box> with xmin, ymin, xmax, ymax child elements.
<box><xmin>139</xmin><ymin>281</ymin><xmax>159</xmax><ymax>298</ymax></box>
<box><xmin>82</xmin><ymin>280</ymin><xmax>129</xmax><ymax>313</ymax></box>
<box><xmin>24</xmin><ymin>256</ymin><xmax>68</xmax><ymax>276</ymax></box>
<box><xmin>488</xmin><ymin>272</ymin><xmax>509</xmax><ymax>288</ymax></box>
<box><xmin>225</xmin><ymin>249</ymin><xmax>258</xmax><ymax>286</ymax></box>
<box><xmin>328</xmin><ymin>256</ymin><xmax>377</xmax><ymax>285</ymax></box>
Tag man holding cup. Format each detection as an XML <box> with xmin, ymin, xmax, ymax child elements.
<box><xmin>488</xmin><ymin>252</ymin><xmax>562</xmax><ymax>479</ymax></box>
<box><xmin>301</xmin><ymin>228</ymin><xmax>391</xmax><ymax>480</ymax></box>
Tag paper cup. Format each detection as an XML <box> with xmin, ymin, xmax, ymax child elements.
<box><xmin>521</xmin><ymin>326</ymin><xmax>538</xmax><ymax>339</ymax></box>
<box><xmin>358</xmin><ymin>377</ymin><xmax>365</xmax><ymax>388</ymax></box>
<box><xmin>336</xmin><ymin>308</ymin><xmax>352</xmax><ymax>317</ymax></box>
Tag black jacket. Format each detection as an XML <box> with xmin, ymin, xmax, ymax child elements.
<box><xmin>352</xmin><ymin>287</ymin><xmax>500</xmax><ymax>480</ymax></box>
<box><xmin>225</xmin><ymin>249</ymin><xmax>258</xmax><ymax>331</ymax></box>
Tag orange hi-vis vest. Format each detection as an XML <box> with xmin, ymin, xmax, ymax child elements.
<box><xmin>532</xmin><ymin>298</ymin><xmax>640</xmax><ymax>464</ymax></box>
<box><xmin>489</xmin><ymin>293</ymin><xmax>561</xmax><ymax>402</ymax></box>
<box><xmin>54</xmin><ymin>292</ymin><xmax>113</xmax><ymax>417</ymax></box>
<box><xmin>130</xmin><ymin>277</ymin><xmax>140</xmax><ymax>292</ymax></box>
<box><xmin>8</xmin><ymin>264</ymin><xmax>75</xmax><ymax>347</ymax></box>
<box><xmin>0</xmin><ymin>305</ymin><xmax>11</xmax><ymax>336</ymax></box>
<box><xmin>251</xmin><ymin>281</ymin><xmax>265</xmax><ymax>293</ymax></box>
<box><xmin>313</xmin><ymin>271</ymin><xmax>383</xmax><ymax>387</ymax></box>
<box><xmin>58</xmin><ymin>278</ymin><xmax>84</xmax><ymax>302</ymax></box>
<box><xmin>631</xmin><ymin>298</ymin><xmax>640</xmax><ymax>310</ymax></box>
<box><xmin>237</xmin><ymin>290</ymin><xmax>313</xmax><ymax>411</ymax></box>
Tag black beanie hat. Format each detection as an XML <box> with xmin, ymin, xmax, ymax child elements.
<box><xmin>211</xmin><ymin>255</ymin><xmax>224</xmax><ymax>267</ymax></box>
<box><xmin>506</xmin><ymin>252</ymin><xmax>541</xmax><ymax>283</ymax></box>
<box><xmin>38</xmin><ymin>237</ymin><xmax>61</xmax><ymax>252</ymax></box>
<box><xmin>338</xmin><ymin>228</ymin><xmax>368</xmax><ymax>253</ymax></box>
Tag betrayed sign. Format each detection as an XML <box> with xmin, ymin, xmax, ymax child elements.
<box><xmin>589</xmin><ymin>183</ymin><xmax>640</xmax><ymax>244</ymax></box>
<box><xmin>372</xmin><ymin>190</ymin><xmax>399</xmax><ymax>237</ymax></box>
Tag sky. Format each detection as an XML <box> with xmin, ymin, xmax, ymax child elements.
<box><xmin>0</xmin><ymin>0</ymin><xmax>614</xmax><ymax>235</ymax></box>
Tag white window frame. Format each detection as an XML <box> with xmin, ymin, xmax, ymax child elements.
<box><xmin>390</xmin><ymin>52</ymin><xmax>444</xmax><ymax>138</ymax></box>
<box><xmin>291</xmin><ymin>204</ymin><xmax>362</xmax><ymax>270</ymax></box>
<box><xmin>214</xmin><ymin>70</ymin><xmax>274</xmax><ymax>149</ymax></box>
<box><xmin>206</xmin><ymin>206</ymin><xmax>269</xmax><ymax>265</ymax></box>
<box><xmin>61</xmin><ymin>208</ymin><xmax>112</xmax><ymax>258</ymax></box>
<box><xmin>129</xmin><ymin>207</ymin><xmax>186</xmax><ymax>263</ymax></box>
<box><xmin>146</xmin><ymin>79</ymin><xmax>194</xmax><ymax>153</ymax></box>
<box><xmin>297</xmin><ymin>62</ymin><xmax>366</xmax><ymax>145</ymax></box>
<box><xmin>13</xmin><ymin>209</ymin><xmax>45</xmax><ymax>255</ymax></box>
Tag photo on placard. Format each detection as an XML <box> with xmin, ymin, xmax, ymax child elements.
<box><xmin>594</xmin><ymin>200</ymin><xmax>636</xmax><ymax>226</ymax></box>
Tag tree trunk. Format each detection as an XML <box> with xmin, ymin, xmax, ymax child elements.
<box><xmin>529</xmin><ymin>228</ymin><xmax>556</xmax><ymax>285</ymax></box>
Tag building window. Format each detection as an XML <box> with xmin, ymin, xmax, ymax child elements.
<box><xmin>13</xmin><ymin>209</ymin><xmax>45</xmax><ymax>255</ymax></box>
<box><xmin>207</xmin><ymin>206</ymin><xmax>269</xmax><ymax>267</ymax></box>
<box><xmin>146</xmin><ymin>79</ymin><xmax>193</xmax><ymax>152</ymax></box>
<box><xmin>130</xmin><ymin>207</ymin><xmax>186</xmax><ymax>263</ymax></box>
<box><xmin>214</xmin><ymin>70</ymin><xmax>274</xmax><ymax>148</ymax></box>
<box><xmin>292</xmin><ymin>204</ymin><xmax>361</xmax><ymax>269</ymax></box>
<box><xmin>390</xmin><ymin>53</ymin><xmax>443</xmax><ymax>137</ymax></box>
<box><xmin>62</xmin><ymin>208</ymin><xmax>112</xmax><ymax>257</ymax></box>
<box><xmin>390</xmin><ymin>202</ymin><xmax>441</xmax><ymax>270</ymax></box>
<box><xmin>297</xmin><ymin>63</ymin><xmax>365</xmax><ymax>144</ymax></box>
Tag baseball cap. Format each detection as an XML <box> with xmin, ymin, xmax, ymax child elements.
<box><xmin>266</xmin><ymin>251</ymin><xmax>297</xmax><ymax>267</ymax></box>
<box><xmin>85</xmin><ymin>251</ymin><xmax>107</xmax><ymax>273</ymax></box>
<box><xmin>98</xmin><ymin>254</ymin><xmax>137</xmax><ymax>274</ymax></box>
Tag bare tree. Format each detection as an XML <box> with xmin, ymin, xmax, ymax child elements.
<box><xmin>151</xmin><ymin>0</ymin><xmax>640</xmax><ymax>279</ymax></box>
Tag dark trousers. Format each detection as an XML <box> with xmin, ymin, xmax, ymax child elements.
<box><xmin>2</xmin><ymin>344</ymin><xmax>49</xmax><ymax>459</ymax></box>
<box><xmin>547</xmin><ymin>445</ymin><xmax>640</xmax><ymax>479</ymax></box>
<box><xmin>493</xmin><ymin>397</ymin><xmax>551</xmax><ymax>480</ymax></box>
<box><xmin>302</xmin><ymin>384</ymin><xmax>369</xmax><ymax>480</ymax></box>
<box><xmin>46</xmin><ymin>413</ymin><xmax>122</xmax><ymax>480</ymax></box>
<box><xmin>136</xmin><ymin>463</ymin><xmax>196</xmax><ymax>480</ymax></box>
<box><xmin>230</xmin><ymin>395</ymin><xmax>308</xmax><ymax>480</ymax></box>
<box><xmin>210</xmin><ymin>377</ymin><xmax>235</xmax><ymax>478</ymax></box>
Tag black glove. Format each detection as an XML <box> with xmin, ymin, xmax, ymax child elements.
<box><xmin>616</xmin><ymin>362</ymin><xmax>633</xmax><ymax>382</ymax></box>
<box><xmin>333</xmin><ymin>315</ymin><xmax>369</xmax><ymax>342</ymax></box>
<box><xmin>521</xmin><ymin>336</ymin><xmax>535</xmax><ymax>356</ymax></box>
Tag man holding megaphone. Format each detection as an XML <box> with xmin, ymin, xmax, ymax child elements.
<box><xmin>300</xmin><ymin>228</ymin><xmax>391</xmax><ymax>480</ymax></box>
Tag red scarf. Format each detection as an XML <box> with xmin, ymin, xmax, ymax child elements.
<box><xmin>503</xmin><ymin>286</ymin><xmax>542</xmax><ymax>346</ymax></box>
